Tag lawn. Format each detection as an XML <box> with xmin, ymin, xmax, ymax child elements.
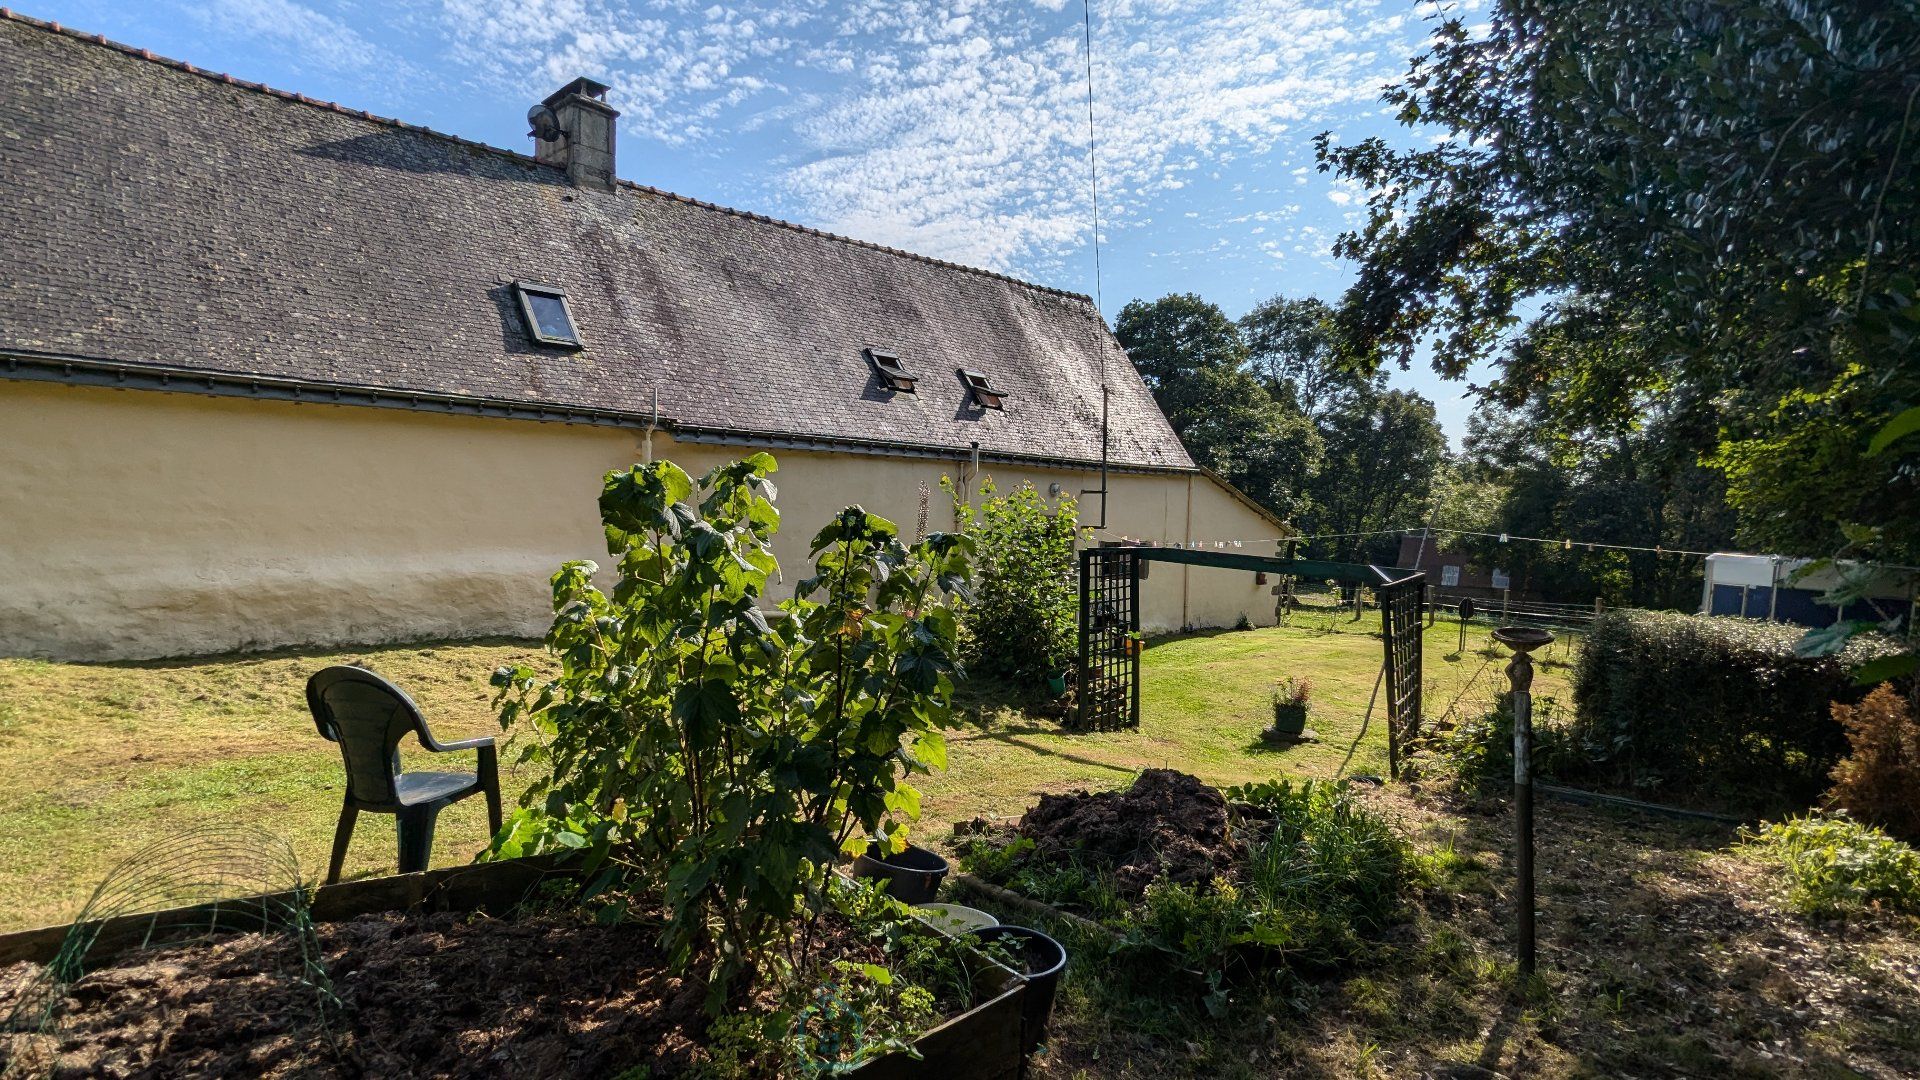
<box><xmin>7</xmin><ymin>619</ymin><xmax>1911</xmax><ymax>1078</ymax></box>
<box><xmin>0</xmin><ymin>616</ymin><xmax>1552</xmax><ymax>932</ymax></box>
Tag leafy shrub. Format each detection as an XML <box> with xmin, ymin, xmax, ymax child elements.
<box><xmin>948</xmin><ymin>479</ymin><xmax>1082</xmax><ymax>684</ymax></box>
<box><xmin>1739</xmin><ymin>813</ymin><xmax>1920</xmax><ymax>917</ymax></box>
<box><xmin>1423</xmin><ymin>692</ymin><xmax>1576</xmax><ymax>796</ymax></box>
<box><xmin>490</xmin><ymin>455</ymin><xmax>973</xmax><ymax>1005</ymax></box>
<box><xmin>1828</xmin><ymin>685</ymin><xmax>1920</xmax><ymax>842</ymax></box>
<box><xmin>1570</xmin><ymin>610</ymin><xmax>1900</xmax><ymax>809</ymax></box>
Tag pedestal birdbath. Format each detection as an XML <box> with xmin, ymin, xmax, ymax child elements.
<box><xmin>1492</xmin><ymin>625</ymin><xmax>1554</xmax><ymax>978</ymax></box>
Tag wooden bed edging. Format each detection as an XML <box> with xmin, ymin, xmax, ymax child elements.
<box><xmin>0</xmin><ymin>855</ymin><xmax>571</xmax><ymax>968</ymax></box>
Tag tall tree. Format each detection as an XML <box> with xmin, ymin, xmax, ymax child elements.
<box><xmin>1303</xmin><ymin>387</ymin><xmax>1447</xmax><ymax>564</ymax></box>
<box><xmin>1116</xmin><ymin>294</ymin><xmax>1323</xmax><ymax>519</ymax></box>
<box><xmin>1319</xmin><ymin>0</ymin><xmax>1920</xmax><ymax>565</ymax></box>
<box><xmin>1239</xmin><ymin>295</ymin><xmax>1378</xmax><ymax>420</ymax></box>
<box><xmin>1457</xmin><ymin>396</ymin><xmax>1737</xmax><ymax>608</ymax></box>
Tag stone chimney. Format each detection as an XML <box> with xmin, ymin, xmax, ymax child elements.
<box><xmin>529</xmin><ymin>78</ymin><xmax>618</xmax><ymax>190</ymax></box>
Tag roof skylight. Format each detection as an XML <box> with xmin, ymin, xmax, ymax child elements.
<box><xmin>866</xmin><ymin>348</ymin><xmax>916</xmax><ymax>393</ymax></box>
<box><xmin>512</xmin><ymin>281</ymin><xmax>582</xmax><ymax>349</ymax></box>
<box><xmin>960</xmin><ymin>368</ymin><xmax>1006</xmax><ymax>410</ymax></box>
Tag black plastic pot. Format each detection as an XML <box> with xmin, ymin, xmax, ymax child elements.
<box><xmin>851</xmin><ymin>841</ymin><xmax>949</xmax><ymax>904</ymax></box>
<box><xmin>968</xmin><ymin>924</ymin><xmax>1067</xmax><ymax>1058</ymax></box>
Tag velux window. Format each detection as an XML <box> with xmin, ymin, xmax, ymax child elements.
<box><xmin>960</xmin><ymin>368</ymin><xmax>1006</xmax><ymax>410</ymax></box>
<box><xmin>513</xmin><ymin>281</ymin><xmax>582</xmax><ymax>349</ymax></box>
<box><xmin>866</xmin><ymin>348</ymin><xmax>916</xmax><ymax>392</ymax></box>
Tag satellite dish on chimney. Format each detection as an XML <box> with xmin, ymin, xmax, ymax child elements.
<box><xmin>527</xmin><ymin>105</ymin><xmax>563</xmax><ymax>142</ymax></box>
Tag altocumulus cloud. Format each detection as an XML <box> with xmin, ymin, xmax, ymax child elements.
<box><xmin>439</xmin><ymin>0</ymin><xmax>1426</xmax><ymax>277</ymax></box>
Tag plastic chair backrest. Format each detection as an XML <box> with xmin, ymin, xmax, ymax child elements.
<box><xmin>307</xmin><ymin>665</ymin><xmax>423</xmax><ymax>809</ymax></box>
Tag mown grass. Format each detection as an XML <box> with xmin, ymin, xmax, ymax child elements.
<box><xmin>0</xmin><ymin>616</ymin><xmax>1551</xmax><ymax>931</ymax></box>
<box><xmin>1</xmin><ymin>617</ymin><xmax>1912</xmax><ymax>1078</ymax></box>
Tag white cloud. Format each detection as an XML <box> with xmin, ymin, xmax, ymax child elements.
<box><xmin>199</xmin><ymin>0</ymin><xmax>386</xmax><ymax>70</ymax></box>
<box><xmin>436</xmin><ymin>0</ymin><xmax>1425</xmax><ymax>275</ymax></box>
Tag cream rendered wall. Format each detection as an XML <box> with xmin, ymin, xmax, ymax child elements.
<box><xmin>0</xmin><ymin>382</ymin><xmax>1283</xmax><ymax>660</ymax></box>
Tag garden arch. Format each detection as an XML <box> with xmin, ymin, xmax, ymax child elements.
<box><xmin>1077</xmin><ymin>546</ymin><xmax>1427</xmax><ymax>777</ymax></box>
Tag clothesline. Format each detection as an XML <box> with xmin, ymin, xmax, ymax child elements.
<box><xmin>1127</xmin><ymin>526</ymin><xmax>1722</xmax><ymax>559</ymax></box>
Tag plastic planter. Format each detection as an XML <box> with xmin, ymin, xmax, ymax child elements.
<box><xmin>852</xmin><ymin>841</ymin><xmax>950</xmax><ymax>905</ymax></box>
<box><xmin>914</xmin><ymin>902</ymin><xmax>998</xmax><ymax>936</ymax></box>
<box><xmin>967</xmin><ymin>924</ymin><xmax>1067</xmax><ymax>1058</ymax></box>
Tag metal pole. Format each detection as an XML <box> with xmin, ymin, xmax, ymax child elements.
<box><xmin>1494</xmin><ymin>625</ymin><xmax>1554</xmax><ymax>981</ymax></box>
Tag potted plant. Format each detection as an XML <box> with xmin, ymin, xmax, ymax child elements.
<box><xmin>1262</xmin><ymin>676</ymin><xmax>1315</xmax><ymax>742</ymax></box>
<box><xmin>1045</xmin><ymin>652</ymin><xmax>1070</xmax><ymax>698</ymax></box>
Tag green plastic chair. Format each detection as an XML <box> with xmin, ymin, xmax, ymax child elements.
<box><xmin>306</xmin><ymin>665</ymin><xmax>502</xmax><ymax>884</ymax></box>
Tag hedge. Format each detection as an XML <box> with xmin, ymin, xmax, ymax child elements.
<box><xmin>1569</xmin><ymin>610</ymin><xmax>1901</xmax><ymax>811</ymax></box>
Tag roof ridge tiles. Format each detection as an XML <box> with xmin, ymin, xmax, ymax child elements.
<box><xmin>0</xmin><ymin>7</ymin><xmax>1097</xmax><ymax>306</ymax></box>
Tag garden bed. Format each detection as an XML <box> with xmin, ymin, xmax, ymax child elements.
<box><xmin>0</xmin><ymin>859</ymin><xmax>1026</xmax><ymax>1079</ymax></box>
<box><xmin>955</xmin><ymin>769</ymin><xmax>1409</xmax><ymax>985</ymax></box>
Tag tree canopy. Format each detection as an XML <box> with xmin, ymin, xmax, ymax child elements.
<box><xmin>1319</xmin><ymin>0</ymin><xmax>1920</xmax><ymax>565</ymax></box>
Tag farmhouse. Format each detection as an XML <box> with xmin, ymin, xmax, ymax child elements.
<box><xmin>0</xmin><ymin>12</ymin><xmax>1284</xmax><ymax>661</ymax></box>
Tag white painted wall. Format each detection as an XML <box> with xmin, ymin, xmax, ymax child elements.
<box><xmin>0</xmin><ymin>381</ymin><xmax>1285</xmax><ymax>659</ymax></box>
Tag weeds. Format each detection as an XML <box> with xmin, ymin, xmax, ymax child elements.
<box><xmin>1738</xmin><ymin>813</ymin><xmax>1920</xmax><ymax>916</ymax></box>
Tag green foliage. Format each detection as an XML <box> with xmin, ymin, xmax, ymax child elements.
<box><xmin>1224</xmin><ymin>779</ymin><xmax>1408</xmax><ymax>961</ymax></box>
<box><xmin>1320</xmin><ymin>0</ymin><xmax>1920</xmax><ymax>566</ymax></box>
<box><xmin>1239</xmin><ymin>295</ymin><xmax>1379</xmax><ymax>420</ymax></box>
<box><xmin>1739</xmin><ymin>813</ymin><xmax>1920</xmax><ymax>917</ymax></box>
<box><xmin>1300</xmin><ymin>386</ymin><xmax>1447</xmax><ymax>565</ymax></box>
<box><xmin>960</xmin><ymin>779</ymin><xmax>1409</xmax><ymax>993</ymax></box>
<box><xmin>1571</xmin><ymin>610</ymin><xmax>1901</xmax><ymax>809</ymax></box>
<box><xmin>1114</xmin><ymin>293</ymin><xmax>1325</xmax><ymax>521</ymax></box>
<box><xmin>949</xmin><ymin>480</ymin><xmax>1080</xmax><ymax>683</ymax></box>
<box><xmin>1423</xmin><ymin>693</ymin><xmax>1576</xmax><ymax>796</ymax></box>
<box><xmin>489</xmin><ymin>455</ymin><xmax>973</xmax><ymax>1005</ymax></box>
<box><xmin>1451</xmin><ymin>389</ymin><xmax>1737</xmax><ymax>610</ymax></box>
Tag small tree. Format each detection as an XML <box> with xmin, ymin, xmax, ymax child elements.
<box><xmin>1829</xmin><ymin>685</ymin><xmax>1920</xmax><ymax>843</ymax></box>
<box><xmin>489</xmin><ymin>454</ymin><xmax>973</xmax><ymax>1004</ymax></box>
<box><xmin>950</xmin><ymin>479</ymin><xmax>1082</xmax><ymax>685</ymax></box>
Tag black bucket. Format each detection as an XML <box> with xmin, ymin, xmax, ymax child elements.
<box><xmin>851</xmin><ymin>842</ymin><xmax>949</xmax><ymax>905</ymax></box>
<box><xmin>968</xmin><ymin>924</ymin><xmax>1067</xmax><ymax>1058</ymax></box>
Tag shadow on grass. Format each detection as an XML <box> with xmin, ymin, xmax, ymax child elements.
<box><xmin>79</xmin><ymin>636</ymin><xmax>545</xmax><ymax>671</ymax></box>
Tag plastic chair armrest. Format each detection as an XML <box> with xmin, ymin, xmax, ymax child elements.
<box><xmin>421</xmin><ymin>732</ymin><xmax>497</xmax><ymax>754</ymax></box>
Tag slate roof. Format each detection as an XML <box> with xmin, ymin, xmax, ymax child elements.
<box><xmin>0</xmin><ymin>12</ymin><xmax>1194</xmax><ymax>471</ymax></box>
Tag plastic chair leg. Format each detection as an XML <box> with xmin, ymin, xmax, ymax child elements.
<box><xmin>479</xmin><ymin>746</ymin><xmax>503</xmax><ymax>837</ymax></box>
<box><xmin>327</xmin><ymin>802</ymin><xmax>358</xmax><ymax>885</ymax></box>
<box><xmin>396</xmin><ymin>805</ymin><xmax>440</xmax><ymax>875</ymax></box>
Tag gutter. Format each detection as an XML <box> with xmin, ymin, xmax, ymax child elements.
<box><xmin>1</xmin><ymin>350</ymin><xmax>657</xmax><ymax>431</ymax></box>
<box><xmin>0</xmin><ymin>349</ymin><xmax>1201</xmax><ymax>477</ymax></box>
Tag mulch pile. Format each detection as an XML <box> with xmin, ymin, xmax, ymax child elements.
<box><xmin>1</xmin><ymin>910</ymin><xmax>709</xmax><ymax>1078</ymax></box>
<box><xmin>1018</xmin><ymin>769</ymin><xmax>1239</xmax><ymax>897</ymax></box>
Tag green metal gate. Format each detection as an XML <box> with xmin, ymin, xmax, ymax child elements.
<box><xmin>1077</xmin><ymin>547</ymin><xmax>1141</xmax><ymax>731</ymax></box>
<box><xmin>1075</xmin><ymin>547</ymin><xmax>1427</xmax><ymax>775</ymax></box>
<box><xmin>1375</xmin><ymin>569</ymin><xmax>1426</xmax><ymax>771</ymax></box>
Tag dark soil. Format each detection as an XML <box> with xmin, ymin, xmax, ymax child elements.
<box><xmin>1</xmin><ymin>910</ymin><xmax>717</xmax><ymax>1079</ymax></box>
<box><xmin>1017</xmin><ymin>769</ymin><xmax>1238</xmax><ymax>897</ymax></box>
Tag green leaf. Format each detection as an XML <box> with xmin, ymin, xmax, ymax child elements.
<box><xmin>1867</xmin><ymin>407</ymin><xmax>1920</xmax><ymax>457</ymax></box>
<box><xmin>1852</xmin><ymin>652</ymin><xmax>1919</xmax><ymax>686</ymax></box>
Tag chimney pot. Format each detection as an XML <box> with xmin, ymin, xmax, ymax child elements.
<box><xmin>531</xmin><ymin>77</ymin><xmax>618</xmax><ymax>191</ymax></box>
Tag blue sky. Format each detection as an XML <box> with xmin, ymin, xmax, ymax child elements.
<box><xmin>26</xmin><ymin>0</ymin><xmax>1488</xmax><ymax>440</ymax></box>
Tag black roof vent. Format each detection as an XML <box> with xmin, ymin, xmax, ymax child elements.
<box><xmin>867</xmin><ymin>348</ymin><xmax>916</xmax><ymax>393</ymax></box>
